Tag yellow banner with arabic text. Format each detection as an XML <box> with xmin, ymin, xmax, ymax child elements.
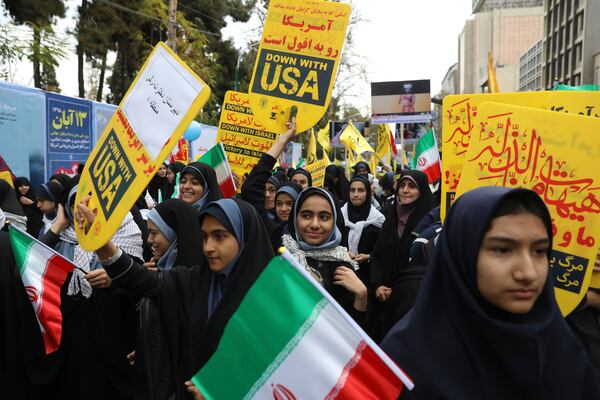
<box><xmin>304</xmin><ymin>156</ymin><xmax>329</xmax><ymax>187</ymax></box>
<box><xmin>456</xmin><ymin>102</ymin><xmax>600</xmax><ymax>316</ymax></box>
<box><xmin>217</xmin><ymin>91</ymin><xmax>280</xmax><ymax>182</ymax></box>
<box><xmin>441</xmin><ymin>91</ymin><xmax>600</xmax><ymax>221</ymax></box>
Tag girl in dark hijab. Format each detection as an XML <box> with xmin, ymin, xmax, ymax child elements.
<box><xmin>282</xmin><ymin>187</ymin><xmax>367</xmax><ymax>327</ymax></box>
<box><xmin>77</xmin><ymin>198</ymin><xmax>275</xmax><ymax>400</ymax></box>
<box><xmin>166</xmin><ymin>162</ymin><xmax>186</xmax><ymax>199</ymax></box>
<box><xmin>290</xmin><ymin>168</ymin><xmax>312</xmax><ymax>189</ymax></box>
<box><xmin>135</xmin><ymin>199</ymin><xmax>202</xmax><ymax>399</ymax></box>
<box><xmin>49</xmin><ymin>173</ymin><xmax>72</xmax><ymax>204</ymax></box>
<box><xmin>146</xmin><ymin>199</ymin><xmax>202</xmax><ymax>270</ymax></box>
<box><xmin>178</xmin><ymin>162</ymin><xmax>223</xmax><ymax>213</ymax></box>
<box><xmin>324</xmin><ymin>164</ymin><xmax>350</xmax><ymax>204</ymax></box>
<box><xmin>352</xmin><ymin>161</ymin><xmax>370</xmax><ymax>177</ymax></box>
<box><xmin>382</xmin><ymin>186</ymin><xmax>600</xmax><ymax>399</ymax></box>
<box><xmin>370</xmin><ymin>169</ymin><xmax>434</xmax><ymax>339</ymax></box>
<box><xmin>241</xmin><ymin>118</ymin><xmax>298</xmax><ymax>250</ymax></box>
<box><xmin>341</xmin><ymin>176</ymin><xmax>385</xmax><ymax>286</ymax></box>
<box><xmin>13</xmin><ymin>177</ymin><xmax>43</xmax><ymax>236</ymax></box>
<box><xmin>274</xmin><ymin>182</ymin><xmax>303</xmax><ymax>225</ymax></box>
<box><xmin>147</xmin><ymin>163</ymin><xmax>171</xmax><ymax>204</ymax></box>
<box><xmin>0</xmin><ymin>179</ymin><xmax>27</xmax><ymax>230</ymax></box>
<box><xmin>36</xmin><ymin>181</ymin><xmax>63</xmax><ymax>236</ymax></box>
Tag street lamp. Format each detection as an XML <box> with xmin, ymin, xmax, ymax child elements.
<box><xmin>234</xmin><ymin>42</ymin><xmax>258</xmax><ymax>91</ymax></box>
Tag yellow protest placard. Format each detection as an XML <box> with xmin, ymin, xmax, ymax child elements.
<box><xmin>305</xmin><ymin>156</ymin><xmax>328</xmax><ymax>187</ymax></box>
<box><xmin>0</xmin><ymin>171</ymin><xmax>13</xmax><ymax>187</ymax></box>
<box><xmin>455</xmin><ymin>102</ymin><xmax>600</xmax><ymax>316</ymax></box>
<box><xmin>75</xmin><ymin>42</ymin><xmax>211</xmax><ymax>250</ymax></box>
<box><xmin>217</xmin><ymin>91</ymin><xmax>279</xmax><ymax>180</ymax></box>
<box><xmin>340</xmin><ymin>122</ymin><xmax>374</xmax><ymax>155</ymax></box>
<box><xmin>441</xmin><ymin>91</ymin><xmax>600</xmax><ymax>221</ymax></box>
<box><xmin>248</xmin><ymin>0</ymin><xmax>350</xmax><ymax>133</ymax></box>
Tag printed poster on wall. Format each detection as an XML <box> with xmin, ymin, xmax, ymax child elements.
<box><xmin>441</xmin><ymin>91</ymin><xmax>600</xmax><ymax>221</ymax></box>
<box><xmin>75</xmin><ymin>42</ymin><xmax>211</xmax><ymax>250</ymax></box>
<box><xmin>46</xmin><ymin>92</ymin><xmax>92</xmax><ymax>178</ymax></box>
<box><xmin>248</xmin><ymin>0</ymin><xmax>350</xmax><ymax>133</ymax></box>
<box><xmin>455</xmin><ymin>102</ymin><xmax>600</xmax><ymax>316</ymax></box>
<box><xmin>217</xmin><ymin>91</ymin><xmax>279</xmax><ymax>179</ymax></box>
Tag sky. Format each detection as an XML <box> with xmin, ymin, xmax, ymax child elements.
<box><xmin>3</xmin><ymin>0</ymin><xmax>473</xmax><ymax>113</ymax></box>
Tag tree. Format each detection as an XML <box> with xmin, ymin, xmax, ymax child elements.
<box><xmin>0</xmin><ymin>23</ymin><xmax>26</xmax><ymax>81</ymax></box>
<box><xmin>2</xmin><ymin>0</ymin><xmax>66</xmax><ymax>89</ymax></box>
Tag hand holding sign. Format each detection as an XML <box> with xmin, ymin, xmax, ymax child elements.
<box><xmin>75</xmin><ymin>42</ymin><xmax>211</xmax><ymax>250</ymax></box>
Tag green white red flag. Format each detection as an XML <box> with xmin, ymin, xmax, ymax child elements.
<box><xmin>9</xmin><ymin>225</ymin><xmax>75</xmax><ymax>354</ymax></box>
<box><xmin>192</xmin><ymin>251</ymin><xmax>413</xmax><ymax>399</ymax></box>
<box><xmin>412</xmin><ymin>128</ymin><xmax>441</xmax><ymax>182</ymax></box>
<box><xmin>199</xmin><ymin>143</ymin><xmax>237</xmax><ymax>198</ymax></box>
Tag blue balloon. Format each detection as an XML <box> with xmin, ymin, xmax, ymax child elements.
<box><xmin>183</xmin><ymin>121</ymin><xmax>202</xmax><ymax>141</ymax></box>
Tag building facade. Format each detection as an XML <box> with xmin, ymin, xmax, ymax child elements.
<box><xmin>519</xmin><ymin>40</ymin><xmax>543</xmax><ymax>91</ymax></box>
<box><xmin>459</xmin><ymin>0</ymin><xmax>544</xmax><ymax>93</ymax></box>
<box><xmin>542</xmin><ymin>0</ymin><xmax>600</xmax><ymax>88</ymax></box>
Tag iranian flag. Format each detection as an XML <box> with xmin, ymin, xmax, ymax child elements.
<box><xmin>412</xmin><ymin>128</ymin><xmax>441</xmax><ymax>183</ymax></box>
<box><xmin>9</xmin><ymin>225</ymin><xmax>75</xmax><ymax>354</ymax></box>
<box><xmin>199</xmin><ymin>143</ymin><xmax>237</xmax><ymax>198</ymax></box>
<box><xmin>192</xmin><ymin>252</ymin><xmax>413</xmax><ymax>399</ymax></box>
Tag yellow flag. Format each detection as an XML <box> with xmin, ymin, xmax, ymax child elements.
<box><xmin>317</xmin><ymin>124</ymin><xmax>331</xmax><ymax>153</ymax></box>
<box><xmin>340</xmin><ymin>122</ymin><xmax>374</xmax><ymax>155</ymax></box>
<box><xmin>487</xmin><ymin>51</ymin><xmax>500</xmax><ymax>93</ymax></box>
<box><xmin>307</xmin><ymin>128</ymin><xmax>317</xmax><ymax>165</ymax></box>
<box><xmin>345</xmin><ymin>148</ymin><xmax>356</xmax><ymax>177</ymax></box>
<box><xmin>375</xmin><ymin>124</ymin><xmax>391</xmax><ymax>162</ymax></box>
<box><xmin>333</xmin><ymin>158</ymin><xmax>342</xmax><ymax>167</ymax></box>
<box><xmin>369</xmin><ymin>153</ymin><xmax>378</xmax><ymax>175</ymax></box>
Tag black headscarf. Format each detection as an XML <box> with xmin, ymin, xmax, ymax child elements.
<box><xmin>148</xmin><ymin>163</ymin><xmax>171</xmax><ymax>203</ymax></box>
<box><xmin>49</xmin><ymin>173</ymin><xmax>72</xmax><ymax>203</ymax></box>
<box><xmin>180</xmin><ymin>162</ymin><xmax>223</xmax><ymax>212</ymax></box>
<box><xmin>13</xmin><ymin>177</ymin><xmax>43</xmax><ymax>236</ymax></box>
<box><xmin>184</xmin><ymin>198</ymin><xmax>275</xmax><ymax>376</ymax></box>
<box><xmin>346</xmin><ymin>176</ymin><xmax>372</xmax><ymax>223</ymax></box>
<box><xmin>291</xmin><ymin>168</ymin><xmax>312</xmax><ymax>187</ymax></box>
<box><xmin>378</xmin><ymin>172</ymin><xmax>394</xmax><ymax>194</ymax></box>
<box><xmin>0</xmin><ymin>179</ymin><xmax>25</xmax><ymax>217</ymax></box>
<box><xmin>147</xmin><ymin>199</ymin><xmax>203</xmax><ymax>269</ymax></box>
<box><xmin>382</xmin><ymin>186</ymin><xmax>600</xmax><ymax>399</ymax></box>
<box><xmin>13</xmin><ymin>177</ymin><xmax>35</xmax><ymax>201</ymax></box>
<box><xmin>352</xmin><ymin>161</ymin><xmax>370</xmax><ymax>175</ymax></box>
<box><xmin>287</xmin><ymin>187</ymin><xmax>348</xmax><ymax>249</ymax></box>
<box><xmin>325</xmin><ymin>165</ymin><xmax>350</xmax><ymax>204</ymax></box>
<box><xmin>268</xmin><ymin>171</ymin><xmax>288</xmax><ymax>188</ymax></box>
<box><xmin>372</xmin><ymin>169</ymin><xmax>434</xmax><ymax>285</ymax></box>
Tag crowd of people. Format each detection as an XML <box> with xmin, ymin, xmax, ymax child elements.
<box><xmin>1</xmin><ymin>118</ymin><xmax>600</xmax><ymax>399</ymax></box>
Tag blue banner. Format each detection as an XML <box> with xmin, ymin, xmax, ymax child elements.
<box><xmin>0</xmin><ymin>82</ymin><xmax>46</xmax><ymax>186</ymax></box>
<box><xmin>46</xmin><ymin>93</ymin><xmax>92</xmax><ymax>178</ymax></box>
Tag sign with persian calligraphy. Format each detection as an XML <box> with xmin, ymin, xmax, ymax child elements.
<box><xmin>455</xmin><ymin>102</ymin><xmax>600</xmax><ymax>316</ymax></box>
<box><xmin>46</xmin><ymin>93</ymin><xmax>92</xmax><ymax>178</ymax></box>
<box><xmin>217</xmin><ymin>91</ymin><xmax>279</xmax><ymax>179</ymax></box>
<box><xmin>75</xmin><ymin>42</ymin><xmax>211</xmax><ymax>250</ymax></box>
<box><xmin>304</xmin><ymin>157</ymin><xmax>328</xmax><ymax>187</ymax></box>
<box><xmin>248</xmin><ymin>0</ymin><xmax>350</xmax><ymax>133</ymax></box>
<box><xmin>441</xmin><ymin>92</ymin><xmax>600</xmax><ymax>221</ymax></box>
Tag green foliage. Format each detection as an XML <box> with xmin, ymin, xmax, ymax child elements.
<box><xmin>0</xmin><ymin>23</ymin><xmax>26</xmax><ymax>80</ymax></box>
<box><xmin>3</xmin><ymin>0</ymin><xmax>66</xmax><ymax>88</ymax></box>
